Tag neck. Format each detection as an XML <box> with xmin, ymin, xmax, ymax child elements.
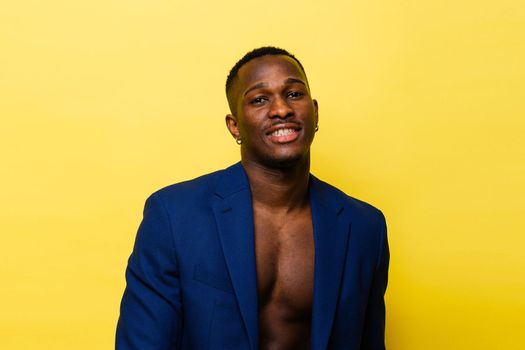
<box><xmin>241</xmin><ymin>157</ymin><xmax>311</xmax><ymax>211</ymax></box>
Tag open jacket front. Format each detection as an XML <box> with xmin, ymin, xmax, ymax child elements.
<box><xmin>116</xmin><ymin>162</ymin><xmax>389</xmax><ymax>350</ymax></box>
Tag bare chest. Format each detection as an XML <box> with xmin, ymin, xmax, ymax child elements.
<box><xmin>253</xmin><ymin>207</ymin><xmax>315</xmax><ymax>317</ymax></box>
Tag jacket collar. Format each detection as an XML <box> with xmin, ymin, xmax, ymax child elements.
<box><xmin>212</xmin><ymin>162</ymin><xmax>351</xmax><ymax>350</ymax></box>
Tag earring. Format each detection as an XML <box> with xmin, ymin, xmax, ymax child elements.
<box><xmin>236</xmin><ymin>138</ymin><xmax>242</xmax><ymax>145</ymax></box>
<box><xmin>315</xmin><ymin>125</ymin><xmax>319</xmax><ymax>132</ymax></box>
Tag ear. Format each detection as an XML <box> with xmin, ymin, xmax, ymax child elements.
<box><xmin>225</xmin><ymin>114</ymin><xmax>240</xmax><ymax>140</ymax></box>
<box><xmin>313</xmin><ymin>99</ymin><xmax>319</xmax><ymax>126</ymax></box>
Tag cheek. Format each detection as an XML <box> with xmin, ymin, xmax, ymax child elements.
<box><xmin>237</xmin><ymin>113</ymin><xmax>264</xmax><ymax>135</ymax></box>
<box><xmin>237</xmin><ymin>122</ymin><xmax>262</xmax><ymax>144</ymax></box>
<box><xmin>238</xmin><ymin>121</ymin><xmax>255</xmax><ymax>135</ymax></box>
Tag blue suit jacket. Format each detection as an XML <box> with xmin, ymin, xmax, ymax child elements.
<box><xmin>116</xmin><ymin>162</ymin><xmax>389</xmax><ymax>350</ymax></box>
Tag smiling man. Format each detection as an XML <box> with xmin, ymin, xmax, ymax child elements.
<box><xmin>116</xmin><ymin>47</ymin><xmax>389</xmax><ymax>350</ymax></box>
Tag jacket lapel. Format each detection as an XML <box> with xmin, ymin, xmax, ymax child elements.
<box><xmin>211</xmin><ymin>164</ymin><xmax>350</xmax><ymax>350</ymax></box>
<box><xmin>309</xmin><ymin>176</ymin><xmax>351</xmax><ymax>350</ymax></box>
<box><xmin>211</xmin><ymin>163</ymin><xmax>259</xmax><ymax>350</ymax></box>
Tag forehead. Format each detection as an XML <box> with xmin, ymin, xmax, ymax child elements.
<box><xmin>235</xmin><ymin>55</ymin><xmax>307</xmax><ymax>92</ymax></box>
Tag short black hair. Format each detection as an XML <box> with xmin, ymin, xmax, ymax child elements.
<box><xmin>225</xmin><ymin>46</ymin><xmax>307</xmax><ymax>114</ymax></box>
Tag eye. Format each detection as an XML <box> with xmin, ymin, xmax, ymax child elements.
<box><xmin>287</xmin><ymin>91</ymin><xmax>304</xmax><ymax>99</ymax></box>
<box><xmin>250</xmin><ymin>96</ymin><xmax>268</xmax><ymax>105</ymax></box>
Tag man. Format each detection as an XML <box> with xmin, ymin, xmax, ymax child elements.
<box><xmin>116</xmin><ymin>47</ymin><xmax>389</xmax><ymax>350</ymax></box>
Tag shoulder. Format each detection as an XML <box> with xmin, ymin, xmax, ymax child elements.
<box><xmin>312</xmin><ymin>176</ymin><xmax>388</xmax><ymax>266</ymax></box>
<box><xmin>145</xmin><ymin>167</ymin><xmax>227</xmax><ymax>212</ymax></box>
<box><xmin>311</xmin><ymin>175</ymin><xmax>385</xmax><ymax>224</ymax></box>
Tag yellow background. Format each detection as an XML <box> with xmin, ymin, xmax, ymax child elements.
<box><xmin>1</xmin><ymin>1</ymin><xmax>524</xmax><ymax>349</ymax></box>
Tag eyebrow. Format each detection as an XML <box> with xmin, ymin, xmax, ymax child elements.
<box><xmin>243</xmin><ymin>78</ymin><xmax>307</xmax><ymax>97</ymax></box>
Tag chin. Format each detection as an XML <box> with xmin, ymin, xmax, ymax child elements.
<box><xmin>260</xmin><ymin>151</ymin><xmax>309</xmax><ymax>169</ymax></box>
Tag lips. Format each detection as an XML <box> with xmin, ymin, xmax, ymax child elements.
<box><xmin>266</xmin><ymin>123</ymin><xmax>301</xmax><ymax>144</ymax></box>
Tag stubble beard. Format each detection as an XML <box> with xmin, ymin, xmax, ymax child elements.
<box><xmin>242</xmin><ymin>142</ymin><xmax>312</xmax><ymax>171</ymax></box>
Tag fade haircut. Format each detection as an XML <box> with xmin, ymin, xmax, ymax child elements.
<box><xmin>225</xmin><ymin>46</ymin><xmax>308</xmax><ymax>114</ymax></box>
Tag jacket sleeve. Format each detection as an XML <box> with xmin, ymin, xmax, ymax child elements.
<box><xmin>116</xmin><ymin>193</ymin><xmax>182</xmax><ymax>350</ymax></box>
<box><xmin>361</xmin><ymin>213</ymin><xmax>390</xmax><ymax>350</ymax></box>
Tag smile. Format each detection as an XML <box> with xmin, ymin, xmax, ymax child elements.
<box><xmin>271</xmin><ymin>128</ymin><xmax>296</xmax><ymax>137</ymax></box>
<box><xmin>267</xmin><ymin>126</ymin><xmax>301</xmax><ymax>144</ymax></box>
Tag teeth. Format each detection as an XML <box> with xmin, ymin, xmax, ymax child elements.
<box><xmin>272</xmin><ymin>128</ymin><xmax>295</xmax><ymax>137</ymax></box>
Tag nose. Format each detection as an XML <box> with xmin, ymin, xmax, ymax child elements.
<box><xmin>269</xmin><ymin>96</ymin><xmax>294</xmax><ymax>119</ymax></box>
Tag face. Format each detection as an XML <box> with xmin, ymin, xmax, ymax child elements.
<box><xmin>226</xmin><ymin>55</ymin><xmax>319</xmax><ymax>169</ymax></box>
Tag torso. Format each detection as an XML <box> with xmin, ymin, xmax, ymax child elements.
<box><xmin>253</xmin><ymin>201</ymin><xmax>314</xmax><ymax>350</ymax></box>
